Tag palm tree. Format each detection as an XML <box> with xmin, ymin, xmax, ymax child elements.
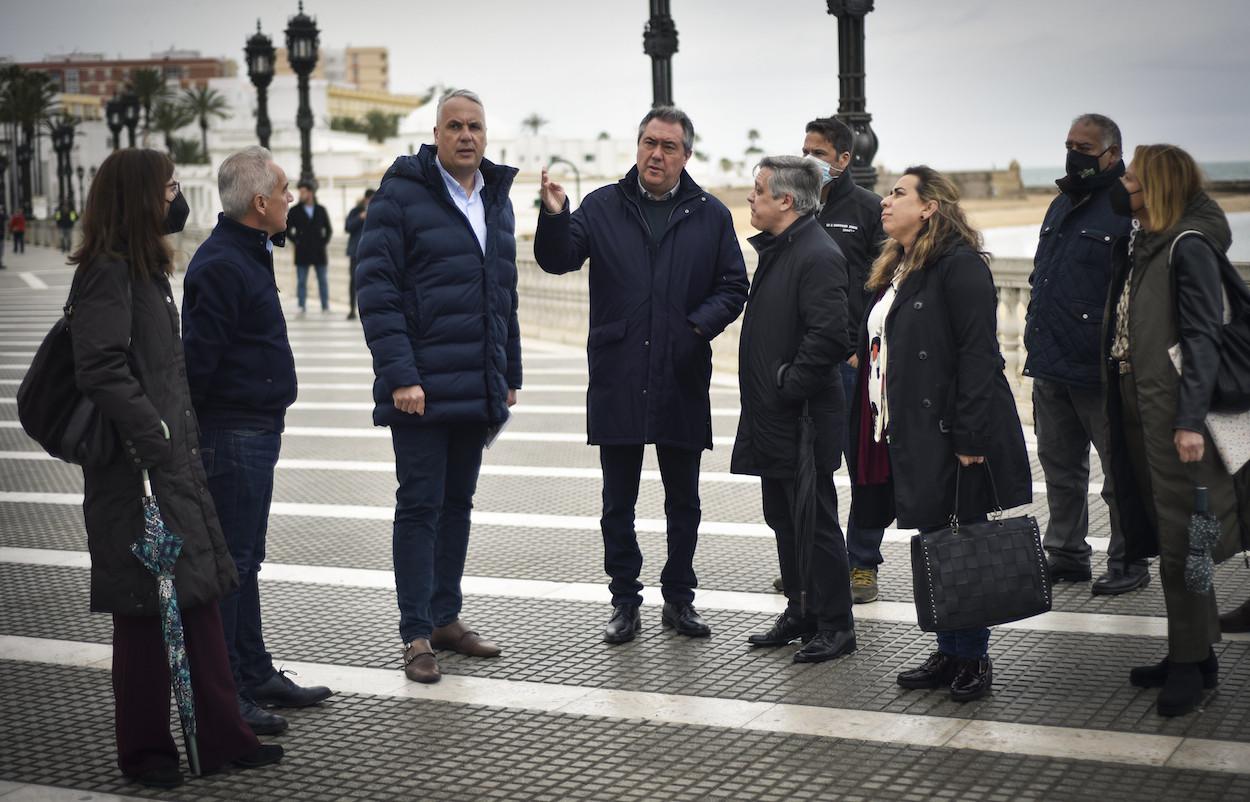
<box><xmin>362</xmin><ymin>110</ymin><xmax>399</xmax><ymax>144</ymax></box>
<box><xmin>181</xmin><ymin>86</ymin><xmax>230</xmax><ymax>162</ymax></box>
<box><xmin>745</xmin><ymin>128</ymin><xmax>763</xmax><ymax>156</ymax></box>
<box><xmin>169</xmin><ymin>137</ymin><xmax>205</xmax><ymax>165</ymax></box>
<box><xmin>126</xmin><ymin>67</ymin><xmax>172</xmax><ymax>143</ymax></box>
<box><xmin>151</xmin><ymin>101</ymin><xmax>195</xmax><ymax>152</ymax></box>
<box><xmin>521</xmin><ymin>113</ymin><xmax>548</xmax><ymax>136</ymax></box>
<box><xmin>0</xmin><ymin>66</ymin><xmax>57</xmax><ymax>213</ymax></box>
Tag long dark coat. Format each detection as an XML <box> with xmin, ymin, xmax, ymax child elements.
<box><xmin>285</xmin><ymin>203</ymin><xmax>333</xmax><ymax>266</ymax></box>
<box><xmin>533</xmin><ymin>167</ymin><xmax>749</xmax><ymax>450</ymax></box>
<box><xmin>848</xmin><ymin>242</ymin><xmax>1032</xmax><ymax>529</ymax></box>
<box><xmin>731</xmin><ymin>215</ymin><xmax>849</xmax><ymax>478</ymax></box>
<box><xmin>71</xmin><ymin>257</ymin><xmax>238</xmax><ymax>615</ymax></box>
<box><xmin>1103</xmin><ymin>192</ymin><xmax>1249</xmax><ymax>565</ymax></box>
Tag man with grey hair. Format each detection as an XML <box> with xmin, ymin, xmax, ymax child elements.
<box><xmin>735</xmin><ymin>156</ymin><xmax>857</xmax><ymax>663</ymax></box>
<box><xmin>536</xmin><ymin>106</ymin><xmax>748</xmax><ymax>644</ymax></box>
<box><xmin>1024</xmin><ymin>114</ymin><xmax>1146</xmax><ymax>595</ymax></box>
<box><xmin>183</xmin><ymin>146</ymin><xmax>333</xmax><ymax>733</ymax></box>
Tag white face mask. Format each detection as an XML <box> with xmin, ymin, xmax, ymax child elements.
<box><xmin>805</xmin><ymin>154</ymin><xmax>842</xmax><ymax>187</ymax></box>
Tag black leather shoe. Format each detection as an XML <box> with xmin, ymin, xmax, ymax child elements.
<box><xmin>1092</xmin><ymin>565</ymin><xmax>1150</xmax><ymax>596</ymax></box>
<box><xmin>747</xmin><ymin>613</ymin><xmax>816</xmax><ymax>647</ymax></box>
<box><xmin>134</xmin><ymin>765</ymin><xmax>183</xmax><ymax>789</ymax></box>
<box><xmin>235</xmin><ymin>743</ymin><xmax>285</xmax><ymax>770</ymax></box>
<box><xmin>1047</xmin><ymin>560</ymin><xmax>1092</xmax><ymax>584</ymax></box>
<box><xmin>1157</xmin><ymin>661</ymin><xmax>1204</xmax><ymax>717</ymax></box>
<box><xmin>603</xmin><ymin>604</ymin><xmax>641</xmax><ymax>644</ymax></box>
<box><xmin>239</xmin><ymin>692</ymin><xmax>288</xmax><ymax>735</ymax></box>
<box><xmin>793</xmin><ymin>629</ymin><xmax>857</xmax><ymax>663</ymax></box>
<box><xmin>897</xmin><ymin>651</ymin><xmax>959</xmax><ymax>690</ymax></box>
<box><xmin>1131</xmin><ymin>649</ymin><xmax>1218</xmax><ymax>690</ymax></box>
<box><xmin>949</xmin><ymin>656</ymin><xmax>993</xmax><ymax>702</ymax></box>
<box><xmin>248</xmin><ymin>669</ymin><xmax>333</xmax><ymax>708</ymax></box>
<box><xmin>1219</xmin><ymin>599</ymin><xmax>1250</xmax><ymax>633</ymax></box>
<box><xmin>662</xmin><ymin>602</ymin><xmax>711</xmax><ymax>637</ymax></box>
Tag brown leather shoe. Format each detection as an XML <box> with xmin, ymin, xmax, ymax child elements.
<box><xmin>403</xmin><ymin>639</ymin><xmax>440</xmax><ymax>683</ymax></box>
<box><xmin>431</xmin><ymin>619</ymin><xmax>502</xmax><ymax>657</ymax></box>
<box><xmin>1219</xmin><ymin>598</ymin><xmax>1250</xmax><ymax>633</ymax></box>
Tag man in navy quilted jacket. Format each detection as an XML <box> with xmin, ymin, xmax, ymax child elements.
<box><xmin>1024</xmin><ymin>114</ymin><xmax>1145</xmax><ymax>595</ymax></box>
<box><xmin>356</xmin><ymin>90</ymin><xmax>520</xmax><ymax>684</ymax></box>
<box><xmin>535</xmin><ymin>107</ymin><xmax>748</xmax><ymax>644</ymax></box>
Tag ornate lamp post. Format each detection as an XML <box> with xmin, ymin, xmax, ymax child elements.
<box><xmin>106</xmin><ymin>97</ymin><xmax>124</xmax><ymax>150</ymax></box>
<box><xmin>75</xmin><ymin>165</ymin><xmax>85</xmax><ymax>213</ymax></box>
<box><xmin>547</xmin><ymin>156</ymin><xmax>582</xmax><ymax>207</ymax></box>
<box><xmin>285</xmin><ymin>1</ymin><xmax>320</xmax><ymax>184</ymax></box>
<box><xmin>827</xmin><ymin>0</ymin><xmax>879</xmax><ymax>190</ymax></box>
<box><xmin>245</xmin><ymin>19</ymin><xmax>276</xmax><ymax>149</ymax></box>
<box><xmin>49</xmin><ymin>122</ymin><xmax>70</xmax><ymax>211</ymax></box>
<box><xmin>0</xmin><ymin>148</ymin><xmax>8</xmax><ymax>213</ymax></box>
<box><xmin>642</xmin><ymin>0</ymin><xmax>678</xmax><ymax>107</ymax></box>
<box><xmin>121</xmin><ymin>92</ymin><xmax>141</xmax><ymax>148</ymax></box>
<box><xmin>16</xmin><ymin>141</ymin><xmax>32</xmax><ymax>215</ymax></box>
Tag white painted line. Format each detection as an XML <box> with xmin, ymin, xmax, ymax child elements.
<box><xmin>6</xmin><ymin>633</ymin><xmax>1250</xmax><ymax>775</ymax></box>
<box><xmin>286</xmin><ymin>401</ymin><xmax>742</xmax><ymax>417</ymax></box>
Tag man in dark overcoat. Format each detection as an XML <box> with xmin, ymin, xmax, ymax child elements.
<box><xmin>535</xmin><ymin>106</ymin><xmax>749</xmax><ymax>643</ymax></box>
<box><xmin>734</xmin><ymin>156</ymin><xmax>856</xmax><ymax>663</ymax></box>
<box><xmin>285</xmin><ymin>178</ymin><xmax>333</xmax><ymax>315</ymax></box>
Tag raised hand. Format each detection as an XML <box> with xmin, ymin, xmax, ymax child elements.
<box><xmin>539</xmin><ymin>168</ymin><xmax>567</xmax><ymax>214</ymax></box>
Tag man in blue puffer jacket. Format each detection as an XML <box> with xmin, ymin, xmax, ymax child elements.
<box><xmin>1023</xmin><ymin>113</ymin><xmax>1145</xmax><ymax>595</ymax></box>
<box><xmin>356</xmin><ymin>89</ymin><xmax>521</xmax><ymax>684</ymax></box>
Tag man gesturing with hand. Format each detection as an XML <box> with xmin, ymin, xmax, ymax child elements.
<box><xmin>356</xmin><ymin>89</ymin><xmax>521</xmax><ymax>684</ymax></box>
<box><xmin>535</xmin><ymin>106</ymin><xmax>748</xmax><ymax>644</ymax></box>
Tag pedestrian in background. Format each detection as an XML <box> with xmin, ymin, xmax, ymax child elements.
<box><xmin>1025</xmin><ymin>113</ymin><xmax>1146</xmax><ymax>595</ymax></box>
<box><xmin>0</xmin><ymin>205</ymin><xmax>7</xmax><ymax>269</ymax></box>
<box><xmin>9</xmin><ymin>208</ymin><xmax>26</xmax><ymax>253</ymax></box>
<box><xmin>69</xmin><ymin>147</ymin><xmax>281</xmax><ymax>789</ymax></box>
<box><xmin>285</xmin><ymin>178</ymin><xmax>332</xmax><ymax>315</ymax></box>
<box><xmin>1104</xmin><ymin>143</ymin><xmax>1246</xmax><ymax>717</ymax></box>
<box><xmin>55</xmin><ymin>204</ymin><xmax>78</xmax><ymax>252</ymax></box>
<box><xmin>344</xmin><ymin>187</ymin><xmax>375</xmax><ymax>320</ymax></box>
<box><xmin>849</xmin><ymin>165</ymin><xmax>1031</xmax><ymax>702</ymax></box>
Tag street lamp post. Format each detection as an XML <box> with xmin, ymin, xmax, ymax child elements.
<box><xmin>122</xmin><ymin>92</ymin><xmax>140</xmax><ymax>148</ymax></box>
<box><xmin>285</xmin><ymin>1</ymin><xmax>320</xmax><ymax>184</ymax></box>
<box><xmin>50</xmin><ymin>124</ymin><xmax>68</xmax><ymax>212</ymax></box>
<box><xmin>16</xmin><ymin>141</ymin><xmax>32</xmax><ymax>215</ymax></box>
<box><xmin>642</xmin><ymin>0</ymin><xmax>678</xmax><ymax>107</ymax></box>
<box><xmin>76</xmin><ymin>165</ymin><xmax>85</xmax><ymax>213</ymax></box>
<box><xmin>826</xmin><ymin>0</ymin><xmax>879</xmax><ymax>190</ymax></box>
<box><xmin>245</xmin><ymin>19</ymin><xmax>276</xmax><ymax>149</ymax></box>
<box><xmin>0</xmin><ymin>149</ymin><xmax>8</xmax><ymax>214</ymax></box>
<box><xmin>106</xmin><ymin>97</ymin><xmax>124</xmax><ymax>150</ymax></box>
<box><xmin>547</xmin><ymin>156</ymin><xmax>582</xmax><ymax>207</ymax></box>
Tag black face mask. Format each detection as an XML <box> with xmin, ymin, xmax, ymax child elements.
<box><xmin>1065</xmin><ymin>146</ymin><xmax>1110</xmax><ymax>183</ymax></box>
<box><xmin>163</xmin><ymin>192</ymin><xmax>190</xmax><ymax>235</ymax></box>
<box><xmin>1108</xmin><ymin>182</ymin><xmax>1142</xmax><ymax>218</ymax></box>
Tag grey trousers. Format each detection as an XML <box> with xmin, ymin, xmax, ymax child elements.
<box><xmin>1119</xmin><ymin>372</ymin><xmax>1219</xmax><ymax>661</ymax></box>
<box><xmin>1033</xmin><ymin>377</ymin><xmax>1141</xmax><ymax>571</ymax></box>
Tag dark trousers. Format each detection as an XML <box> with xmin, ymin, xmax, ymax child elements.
<box><xmin>600</xmin><ymin>444</ymin><xmax>701</xmax><ymax>607</ymax></box>
<box><xmin>840</xmin><ymin>362</ymin><xmax>886</xmax><ymax>569</ymax></box>
<box><xmin>12</xmin><ymin>231</ymin><xmax>24</xmax><ymax>253</ymax></box>
<box><xmin>201</xmin><ymin>428</ymin><xmax>280</xmax><ymax>689</ymax></box>
<box><xmin>112</xmin><ymin>603</ymin><xmax>260</xmax><ymax>777</ymax></box>
<box><xmin>920</xmin><ymin>517</ymin><xmax>991</xmax><ymax>659</ymax></box>
<box><xmin>348</xmin><ymin>255</ymin><xmax>358</xmax><ymax>316</ymax></box>
<box><xmin>391</xmin><ymin>423</ymin><xmax>487</xmax><ymax>643</ymax></box>
<box><xmin>761</xmin><ymin>473</ymin><xmax>854</xmax><ymax>632</ymax></box>
<box><xmin>1034</xmin><ymin>377</ymin><xmax>1140</xmax><ymax>572</ymax></box>
<box><xmin>58</xmin><ymin>226</ymin><xmax>73</xmax><ymax>252</ymax></box>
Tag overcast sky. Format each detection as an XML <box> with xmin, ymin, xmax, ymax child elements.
<box><xmin>4</xmin><ymin>0</ymin><xmax>1248</xmax><ymax>172</ymax></box>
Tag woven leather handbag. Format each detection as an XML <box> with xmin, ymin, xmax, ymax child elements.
<box><xmin>910</xmin><ymin>463</ymin><xmax>1052</xmax><ymax>632</ymax></box>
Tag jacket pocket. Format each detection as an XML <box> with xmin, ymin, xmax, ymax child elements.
<box><xmin>1070</xmin><ymin>299</ymin><xmax>1103</xmax><ymax>326</ymax></box>
<box><xmin>588</xmin><ymin>319</ymin><xmax>629</xmax><ymax>386</ymax></box>
<box><xmin>588</xmin><ymin>318</ymin><xmax>628</xmax><ymax>350</ymax></box>
<box><xmin>1075</xmin><ymin>228</ymin><xmax>1114</xmax><ymax>268</ymax></box>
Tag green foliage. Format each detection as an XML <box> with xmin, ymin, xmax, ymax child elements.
<box><xmin>521</xmin><ymin>113</ymin><xmax>548</xmax><ymax>136</ymax></box>
<box><xmin>330</xmin><ymin>115</ymin><xmax>366</xmax><ymax>133</ymax></box>
<box><xmin>126</xmin><ymin>68</ymin><xmax>172</xmax><ymax>132</ymax></box>
<box><xmin>181</xmin><ymin>86</ymin><xmax>230</xmax><ymax>159</ymax></box>
<box><xmin>331</xmin><ymin>112</ymin><xmax>400</xmax><ymax>143</ymax></box>
<box><xmin>151</xmin><ymin>101</ymin><xmax>196</xmax><ymax>151</ymax></box>
<box><xmin>169</xmin><ymin>137</ymin><xmax>206</xmax><ymax>165</ymax></box>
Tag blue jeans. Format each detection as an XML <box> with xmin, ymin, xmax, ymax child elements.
<box><xmin>296</xmin><ymin>263</ymin><xmax>329</xmax><ymax>311</ymax></box>
<box><xmin>391</xmin><ymin>423</ymin><xmax>487</xmax><ymax>644</ymax></box>
<box><xmin>919</xmin><ymin>518</ymin><xmax>991</xmax><ymax>659</ymax></box>
<box><xmin>840</xmin><ymin>361</ymin><xmax>886</xmax><ymax>569</ymax></box>
<box><xmin>200</xmin><ymin>427</ymin><xmax>281</xmax><ymax>688</ymax></box>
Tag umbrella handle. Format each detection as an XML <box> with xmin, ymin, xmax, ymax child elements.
<box><xmin>184</xmin><ymin>726</ymin><xmax>202</xmax><ymax>776</ymax></box>
<box><xmin>142</xmin><ymin>469</ymin><xmax>153</xmax><ymax>498</ymax></box>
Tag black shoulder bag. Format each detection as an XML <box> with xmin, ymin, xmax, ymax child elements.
<box><xmin>16</xmin><ymin>275</ymin><xmax>122</xmax><ymax>466</ymax></box>
<box><xmin>910</xmin><ymin>462</ymin><xmax>1052</xmax><ymax>632</ymax></box>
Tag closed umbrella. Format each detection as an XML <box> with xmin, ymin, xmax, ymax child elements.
<box><xmin>131</xmin><ymin>469</ymin><xmax>201</xmax><ymax>776</ymax></box>
<box><xmin>792</xmin><ymin>400</ymin><xmax>817</xmax><ymax>618</ymax></box>
<box><xmin>1185</xmin><ymin>485</ymin><xmax>1221</xmax><ymax>594</ymax></box>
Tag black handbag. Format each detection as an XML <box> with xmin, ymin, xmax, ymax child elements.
<box><xmin>910</xmin><ymin>463</ymin><xmax>1052</xmax><ymax>632</ymax></box>
<box><xmin>1169</xmin><ymin>231</ymin><xmax>1250</xmax><ymax>412</ymax></box>
<box><xmin>17</xmin><ymin>278</ymin><xmax>122</xmax><ymax>467</ymax></box>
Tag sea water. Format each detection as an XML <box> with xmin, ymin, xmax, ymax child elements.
<box><xmin>983</xmin><ymin>212</ymin><xmax>1250</xmax><ymax>262</ymax></box>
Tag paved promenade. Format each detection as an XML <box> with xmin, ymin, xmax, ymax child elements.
<box><xmin>1</xmin><ymin>243</ymin><xmax>1249</xmax><ymax>801</ymax></box>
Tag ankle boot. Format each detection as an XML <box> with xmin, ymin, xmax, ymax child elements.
<box><xmin>1130</xmin><ymin>649</ymin><xmax>1218</xmax><ymax>689</ymax></box>
<box><xmin>1157</xmin><ymin>661</ymin><xmax>1204</xmax><ymax>717</ymax></box>
<box><xmin>949</xmin><ymin>656</ymin><xmax>993</xmax><ymax>703</ymax></box>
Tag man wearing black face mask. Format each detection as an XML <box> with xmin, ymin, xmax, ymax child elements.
<box><xmin>1024</xmin><ymin>113</ymin><xmax>1147</xmax><ymax>595</ymax></box>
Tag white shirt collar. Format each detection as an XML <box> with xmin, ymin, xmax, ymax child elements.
<box><xmin>436</xmin><ymin>157</ymin><xmax>484</xmax><ymax>201</ymax></box>
<box><xmin>638</xmin><ymin>177</ymin><xmax>679</xmax><ymax>201</ymax></box>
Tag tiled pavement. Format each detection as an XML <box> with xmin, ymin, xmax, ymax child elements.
<box><xmin>1</xmin><ymin>244</ymin><xmax>1249</xmax><ymax>801</ymax></box>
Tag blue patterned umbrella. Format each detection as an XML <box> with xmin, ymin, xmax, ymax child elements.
<box><xmin>1185</xmin><ymin>485</ymin><xmax>1222</xmax><ymax>594</ymax></box>
<box><xmin>131</xmin><ymin>470</ymin><xmax>201</xmax><ymax>776</ymax></box>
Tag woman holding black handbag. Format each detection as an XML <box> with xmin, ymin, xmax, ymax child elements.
<box><xmin>1104</xmin><ymin>143</ymin><xmax>1249</xmax><ymax>717</ymax></box>
<box><xmin>69</xmin><ymin>148</ymin><xmax>282</xmax><ymax>787</ymax></box>
<box><xmin>847</xmin><ymin>165</ymin><xmax>1032</xmax><ymax>702</ymax></box>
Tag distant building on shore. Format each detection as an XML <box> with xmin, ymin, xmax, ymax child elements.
<box><xmin>274</xmin><ymin>46</ymin><xmax>390</xmax><ymax>93</ymax></box>
<box><xmin>876</xmin><ymin>160</ymin><xmax>1025</xmax><ymax>200</ymax></box>
<box><xmin>14</xmin><ymin>50</ymin><xmax>236</xmax><ymax>97</ymax></box>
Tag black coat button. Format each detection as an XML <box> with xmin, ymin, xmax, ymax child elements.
<box><xmin>918</xmin><ymin>351</ymin><xmax>928</xmax><ymax>360</ymax></box>
<box><xmin>913</xmin><ymin>301</ymin><xmax>923</xmax><ymax>310</ymax></box>
<box><xmin>921</xmin><ymin>398</ymin><xmax>932</xmax><ymax>408</ymax></box>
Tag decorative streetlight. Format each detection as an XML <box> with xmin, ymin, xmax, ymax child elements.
<box><xmin>245</xmin><ymin>19</ymin><xmax>276</xmax><ymax>149</ymax></box>
<box><xmin>105</xmin><ymin>96</ymin><xmax>124</xmax><ymax>150</ymax></box>
<box><xmin>826</xmin><ymin>0</ymin><xmax>879</xmax><ymax>190</ymax></box>
<box><xmin>15</xmin><ymin>141</ymin><xmax>32</xmax><ymax>215</ymax></box>
<box><xmin>121</xmin><ymin>92</ymin><xmax>141</xmax><ymax>148</ymax></box>
<box><xmin>547</xmin><ymin>156</ymin><xmax>582</xmax><ymax>208</ymax></box>
<box><xmin>49</xmin><ymin>122</ymin><xmax>70</xmax><ymax>211</ymax></box>
<box><xmin>642</xmin><ymin>0</ymin><xmax>678</xmax><ymax>107</ymax></box>
<box><xmin>76</xmin><ymin>165</ymin><xmax>85</xmax><ymax>213</ymax></box>
<box><xmin>0</xmin><ymin>148</ymin><xmax>8</xmax><ymax>214</ymax></box>
<box><xmin>285</xmin><ymin>1</ymin><xmax>320</xmax><ymax>184</ymax></box>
